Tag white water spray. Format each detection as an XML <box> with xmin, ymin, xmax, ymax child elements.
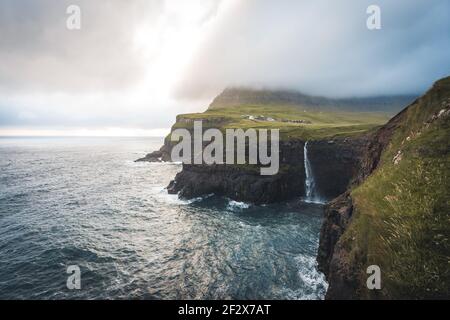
<box><xmin>303</xmin><ymin>141</ymin><xmax>323</xmax><ymax>204</ymax></box>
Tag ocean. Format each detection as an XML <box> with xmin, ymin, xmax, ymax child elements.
<box><xmin>0</xmin><ymin>136</ymin><xmax>327</xmax><ymax>299</ymax></box>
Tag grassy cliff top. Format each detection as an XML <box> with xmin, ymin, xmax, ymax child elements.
<box><xmin>341</xmin><ymin>76</ymin><xmax>450</xmax><ymax>298</ymax></box>
<box><xmin>171</xmin><ymin>105</ymin><xmax>391</xmax><ymax>140</ymax></box>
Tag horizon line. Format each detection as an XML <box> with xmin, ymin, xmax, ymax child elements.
<box><xmin>0</xmin><ymin>127</ymin><xmax>171</xmax><ymax>138</ymax></box>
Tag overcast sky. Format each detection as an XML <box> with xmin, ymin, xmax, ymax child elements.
<box><xmin>0</xmin><ymin>0</ymin><xmax>448</xmax><ymax>136</ymax></box>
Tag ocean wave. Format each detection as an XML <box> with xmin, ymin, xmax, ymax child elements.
<box><xmin>186</xmin><ymin>193</ymin><xmax>214</xmax><ymax>204</ymax></box>
<box><xmin>0</xmin><ymin>137</ymin><xmax>327</xmax><ymax>300</ymax></box>
<box><xmin>226</xmin><ymin>200</ymin><xmax>251</xmax><ymax>211</ymax></box>
<box><xmin>125</xmin><ymin>160</ymin><xmax>182</xmax><ymax>167</ymax></box>
<box><xmin>293</xmin><ymin>254</ymin><xmax>328</xmax><ymax>299</ymax></box>
<box><xmin>151</xmin><ymin>187</ymin><xmax>189</xmax><ymax>205</ymax></box>
<box><xmin>152</xmin><ymin>187</ymin><xmax>214</xmax><ymax>205</ymax></box>
<box><xmin>302</xmin><ymin>197</ymin><xmax>327</xmax><ymax>205</ymax></box>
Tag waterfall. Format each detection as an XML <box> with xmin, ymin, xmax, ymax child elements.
<box><xmin>303</xmin><ymin>141</ymin><xmax>322</xmax><ymax>203</ymax></box>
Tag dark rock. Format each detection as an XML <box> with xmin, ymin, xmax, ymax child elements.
<box><xmin>307</xmin><ymin>138</ymin><xmax>367</xmax><ymax>200</ymax></box>
<box><xmin>316</xmin><ymin>192</ymin><xmax>361</xmax><ymax>299</ymax></box>
<box><xmin>135</xmin><ymin>137</ymin><xmax>172</xmax><ymax>162</ymax></box>
<box><xmin>317</xmin><ymin>192</ymin><xmax>353</xmax><ymax>276</ymax></box>
<box><xmin>165</xmin><ymin>138</ymin><xmax>366</xmax><ymax>204</ymax></box>
<box><xmin>135</xmin><ymin>150</ymin><xmax>163</xmax><ymax>162</ymax></box>
<box><xmin>165</xmin><ymin>139</ymin><xmax>307</xmax><ymax>204</ymax></box>
<box><xmin>316</xmin><ymin>93</ymin><xmax>414</xmax><ymax>299</ymax></box>
<box><xmin>166</xmin><ymin>180</ymin><xmax>177</xmax><ymax>194</ymax></box>
<box><xmin>167</xmin><ymin>163</ymin><xmax>305</xmax><ymax>205</ymax></box>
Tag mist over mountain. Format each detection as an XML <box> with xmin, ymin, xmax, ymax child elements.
<box><xmin>209</xmin><ymin>87</ymin><xmax>417</xmax><ymax>113</ymax></box>
<box><xmin>176</xmin><ymin>0</ymin><xmax>450</xmax><ymax>100</ymax></box>
<box><xmin>0</xmin><ymin>0</ymin><xmax>448</xmax><ymax>134</ymax></box>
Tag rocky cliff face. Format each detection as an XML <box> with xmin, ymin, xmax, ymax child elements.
<box><xmin>307</xmin><ymin>139</ymin><xmax>367</xmax><ymax>199</ymax></box>
<box><xmin>135</xmin><ymin>136</ymin><xmax>172</xmax><ymax>162</ymax></box>
<box><xmin>167</xmin><ymin>163</ymin><xmax>304</xmax><ymax>204</ymax></box>
<box><xmin>316</xmin><ymin>192</ymin><xmax>357</xmax><ymax>299</ymax></box>
<box><xmin>316</xmin><ymin>109</ymin><xmax>418</xmax><ymax>299</ymax></box>
<box><xmin>167</xmin><ymin>140</ymin><xmax>305</xmax><ymax>204</ymax></box>
<box><xmin>318</xmin><ymin>77</ymin><xmax>450</xmax><ymax>299</ymax></box>
<box><xmin>316</xmin><ymin>109</ymin><xmax>409</xmax><ymax>295</ymax></box>
<box><xmin>166</xmin><ymin>138</ymin><xmax>366</xmax><ymax>204</ymax></box>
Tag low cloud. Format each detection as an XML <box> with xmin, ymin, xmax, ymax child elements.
<box><xmin>0</xmin><ymin>0</ymin><xmax>448</xmax><ymax>132</ymax></box>
<box><xmin>175</xmin><ymin>0</ymin><xmax>450</xmax><ymax>99</ymax></box>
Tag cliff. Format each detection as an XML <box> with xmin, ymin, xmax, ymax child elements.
<box><xmin>318</xmin><ymin>77</ymin><xmax>450</xmax><ymax>299</ymax></box>
<box><xmin>135</xmin><ymin>82</ymin><xmax>448</xmax><ymax>298</ymax></box>
<box><xmin>137</xmin><ymin>89</ymin><xmax>412</xmax><ymax>163</ymax></box>
<box><xmin>166</xmin><ymin>138</ymin><xmax>366</xmax><ymax>204</ymax></box>
<box><xmin>167</xmin><ymin>140</ymin><xmax>305</xmax><ymax>204</ymax></box>
<box><xmin>136</xmin><ymin>136</ymin><xmax>172</xmax><ymax>162</ymax></box>
<box><xmin>137</xmin><ymin>92</ymin><xmax>401</xmax><ymax>202</ymax></box>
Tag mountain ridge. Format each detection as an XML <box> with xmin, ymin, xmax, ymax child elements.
<box><xmin>209</xmin><ymin>87</ymin><xmax>417</xmax><ymax>113</ymax></box>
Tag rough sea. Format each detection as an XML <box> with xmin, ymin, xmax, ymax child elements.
<box><xmin>0</xmin><ymin>137</ymin><xmax>327</xmax><ymax>299</ymax></box>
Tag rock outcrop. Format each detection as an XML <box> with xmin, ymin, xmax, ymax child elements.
<box><xmin>165</xmin><ymin>138</ymin><xmax>366</xmax><ymax>204</ymax></box>
<box><xmin>316</xmin><ymin>108</ymin><xmax>412</xmax><ymax>299</ymax></box>
<box><xmin>167</xmin><ymin>163</ymin><xmax>304</xmax><ymax>204</ymax></box>
<box><xmin>307</xmin><ymin>139</ymin><xmax>367</xmax><ymax>199</ymax></box>
<box><xmin>166</xmin><ymin>140</ymin><xmax>305</xmax><ymax>204</ymax></box>
<box><xmin>135</xmin><ymin>137</ymin><xmax>172</xmax><ymax>162</ymax></box>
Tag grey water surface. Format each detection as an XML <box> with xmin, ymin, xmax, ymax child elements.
<box><xmin>0</xmin><ymin>136</ymin><xmax>327</xmax><ymax>299</ymax></box>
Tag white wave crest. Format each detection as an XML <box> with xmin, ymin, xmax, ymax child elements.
<box><xmin>293</xmin><ymin>254</ymin><xmax>328</xmax><ymax>299</ymax></box>
<box><xmin>226</xmin><ymin>200</ymin><xmax>251</xmax><ymax>211</ymax></box>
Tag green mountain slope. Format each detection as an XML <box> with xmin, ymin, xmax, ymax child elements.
<box><xmin>209</xmin><ymin>87</ymin><xmax>416</xmax><ymax>113</ymax></box>
<box><xmin>172</xmin><ymin>105</ymin><xmax>391</xmax><ymax>141</ymax></box>
<box><xmin>170</xmin><ymin>88</ymin><xmax>415</xmax><ymax>141</ymax></box>
<box><xmin>328</xmin><ymin>77</ymin><xmax>450</xmax><ymax>299</ymax></box>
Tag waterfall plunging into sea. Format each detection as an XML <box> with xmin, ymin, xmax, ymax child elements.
<box><xmin>303</xmin><ymin>141</ymin><xmax>323</xmax><ymax>204</ymax></box>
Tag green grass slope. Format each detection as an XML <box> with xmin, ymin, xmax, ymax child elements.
<box><xmin>172</xmin><ymin>105</ymin><xmax>391</xmax><ymax>141</ymax></box>
<box><xmin>340</xmin><ymin>77</ymin><xmax>450</xmax><ymax>298</ymax></box>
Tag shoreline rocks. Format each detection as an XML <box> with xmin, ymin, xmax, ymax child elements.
<box><xmin>135</xmin><ymin>139</ymin><xmax>172</xmax><ymax>162</ymax></box>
